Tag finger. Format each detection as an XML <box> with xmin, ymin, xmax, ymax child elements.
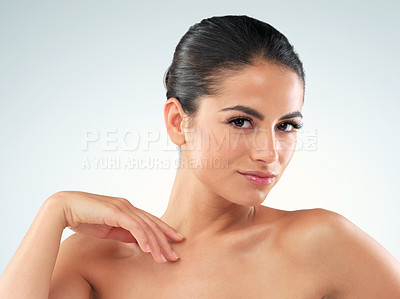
<box><xmin>114</xmin><ymin>198</ymin><xmax>184</xmax><ymax>241</ymax></box>
<box><xmin>103</xmin><ymin>208</ymin><xmax>148</xmax><ymax>253</ymax></box>
<box><xmin>137</xmin><ymin>212</ymin><xmax>180</xmax><ymax>261</ymax></box>
<box><xmin>136</xmin><ymin>208</ymin><xmax>185</xmax><ymax>241</ymax></box>
<box><xmin>117</xmin><ymin>201</ymin><xmax>181</xmax><ymax>261</ymax></box>
<box><xmin>114</xmin><ymin>199</ymin><xmax>180</xmax><ymax>263</ymax></box>
<box><xmin>114</xmin><ymin>206</ymin><xmax>167</xmax><ymax>264</ymax></box>
<box><xmin>135</xmin><ymin>218</ymin><xmax>169</xmax><ymax>264</ymax></box>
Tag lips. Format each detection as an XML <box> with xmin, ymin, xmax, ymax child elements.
<box><xmin>237</xmin><ymin>170</ymin><xmax>277</xmax><ymax>186</ymax></box>
<box><xmin>237</xmin><ymin>170</ymin><xmax>277</xmax><ymax>178</ymax></box>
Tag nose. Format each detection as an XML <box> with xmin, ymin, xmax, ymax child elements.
<box><xmin>249</xmin><ymin>130</ymin><xmax>279</xmax><ymax>164</ymax></box>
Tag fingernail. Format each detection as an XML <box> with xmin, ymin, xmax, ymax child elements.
<box><xmin>160</xmin><ymin>253</ymin><xmax>167</xmax><ymax>263</ymax></box>
<box><xmin>145</xmin><ymin>244</ymin><xmax>151</xmax><ymax>252</ymax></box>
<box><xmin>172</xmin><ymin>249</ymin><xmax>179</xmax><ymax>259</ymax></box>
<box><xmin>176</xmin><ymin>232</ymin><xmax>184</xmax><ymax>239</ymax></box>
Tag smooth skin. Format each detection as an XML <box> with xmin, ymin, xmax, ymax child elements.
<box><xmin>1</xmin><ymin>60</ymin><xmax>399</xmax><ymax>298</ymax></box>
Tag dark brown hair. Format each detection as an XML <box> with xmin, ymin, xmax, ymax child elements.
<box><xmin>164</xmin><ymin>15</ymin><xmax>305</xmax><ymax>120</ymax></box>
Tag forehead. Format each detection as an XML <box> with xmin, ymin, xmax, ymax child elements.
<box><xmin>201</xmin><ymin>61</ymin><xmax>304</xmax><ymax>118</ymax></box>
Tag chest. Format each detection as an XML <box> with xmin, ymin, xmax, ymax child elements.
<box><xmin>90</xmin><ymin>245</ymin><xmax>323</xmax><ymax>299</ymax></box>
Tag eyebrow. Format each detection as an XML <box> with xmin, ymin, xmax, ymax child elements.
<box><xmin>218</xmin><ymin>105</ymin><xmax>303</xmax><ymax>121</ymax></box>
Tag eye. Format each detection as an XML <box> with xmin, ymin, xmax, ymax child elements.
<box><xmin>228</xmin><ymin>117</ymin><xmax>253</xmax><ymax>129</ymax></box>
<box><xmin>277</xmin><ymin>121</ymin><xmax>303</xmax><ymax>133</ymax></box>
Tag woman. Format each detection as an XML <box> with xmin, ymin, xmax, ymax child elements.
<box><xmin>1</xmin><ymin>15</ymin><xmax>399</xmax><ymax>298</ymax></box>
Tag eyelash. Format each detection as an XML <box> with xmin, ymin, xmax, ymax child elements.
<box><xmin>226</xmin><ymin>116</ymin><xmax>303</xmax><ymax>133</ymax></box>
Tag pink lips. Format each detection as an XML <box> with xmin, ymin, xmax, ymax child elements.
<box><xmin>238</xmin><ymin>170</ymin><xmax>277</xmax><ymax>186</ymax></box>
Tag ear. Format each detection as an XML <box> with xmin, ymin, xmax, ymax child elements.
<box><xmin>164</xmin><ymin>98</ymin><xmax>187</xmax><ymax>146</ymax></box>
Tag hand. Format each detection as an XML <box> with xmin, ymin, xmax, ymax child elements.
<box><xmin>51</xmin><ymin>191</ymin><xmax>184</xmax><ymax>264</ymax></box>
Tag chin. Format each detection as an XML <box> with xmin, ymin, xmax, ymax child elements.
<box><xmin>229</xmin><ymin>191</ymin><xmax>269</xmax><ymax>206</ymax></box>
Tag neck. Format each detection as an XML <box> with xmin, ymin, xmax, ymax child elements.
<box><xmin>160</xmin><ymin>164</ymin><xmax>258</xmax><ymax>240</ymax></box>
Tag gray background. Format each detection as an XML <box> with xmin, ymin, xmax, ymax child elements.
<box><xmin>1</xmin><ymin>0</ymin><xmax>399</xmax><ymax>274</ymax></box>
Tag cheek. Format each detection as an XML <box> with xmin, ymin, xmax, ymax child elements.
<box><xmin>188</xmin><ymin>129</ymin><xmax>239</xmax><ymax>188</ymax></box>
<box><xmin>188</xmin><ymin>127</ymin><xmax>244</xmax><ymax>160</ymax></box>
<box><xmin>277</xmin><ymin>136</ymin><xmax>297</xmax><ymax>166</ymax></box>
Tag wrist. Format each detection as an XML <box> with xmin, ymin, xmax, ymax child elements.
<box><xmin>43</xmin><ymin>192</ymin><xmax>69</xmax><ymax>229</ymax></box>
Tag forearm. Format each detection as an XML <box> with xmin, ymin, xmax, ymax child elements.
<box><xmin>0</xmin><ymin>195</ymin><xmax>66</xmax><ymax>299</ymax></box>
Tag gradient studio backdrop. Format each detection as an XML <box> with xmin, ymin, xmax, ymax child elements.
<box><xmin>1</xmin><ymin>1</ymin><xmax>399</xmax><ymax>273</ymax></box>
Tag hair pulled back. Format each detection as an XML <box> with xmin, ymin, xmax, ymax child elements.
<box><xmin>164</xmin><ymin>15</ymin><xmax>305</xmax><ymax>120</ymax></box>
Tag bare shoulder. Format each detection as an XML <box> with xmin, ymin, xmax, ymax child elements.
<box><xmin>277</xmin><ymin>208</ymin><xmax>351</xmax><ymax>258</ymax></box>
<box><xmin>56</xmin><ymin>232</ymin><xmax>138</xmax><ymax>271</ymax></box>
<box><xmin>280</xmin><ymin>207</ymin><xmax>345</xmax><ymax>241</ymax></box>
<box><xmin>280</xmin><ymin>208</ymin><xmax>400</xmax><ymax>298</ymax></box>
<box><xmin>50</xmin><ymin>233</ymin><xmax>138</xmax><ymax>298</ymax></box>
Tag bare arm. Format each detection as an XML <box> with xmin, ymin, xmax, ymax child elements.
<box><xmin>48</xmin><ymin>234</ymin><xmax>94</xmax><ymax>299</ymax></box>
<box><xmin>327</xmin><ymin>211</ymin><xmax>400</xmax><ymax>297</ymax></box>
<box><xmin>0</xmin><ymin>191</ymin><xmax>184</xmax><ymax>299</ymax></box>
<box><xmin>0</xmin><ymin>195</ymin><xmax>70</xmax><ymax>298</ymax></box>
<box><xmin>303</xmin><ymin>209</ymin><xmax>400</xmax><ymax>298</ymax></box>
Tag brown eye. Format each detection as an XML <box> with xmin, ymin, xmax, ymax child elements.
<box><xmin>278</xmin><ymin>123</ymin><xmax>294</xmax><ymax>132</ymax></box>
<box><xmin>228</xmin><ymin>117</ymin><xmax>252</xmax><ymax>129</ymax></box>
<box><xmin>277</xmin><ymin>121</ymin><xmax>303</xmax><ymax>132</ymax></box>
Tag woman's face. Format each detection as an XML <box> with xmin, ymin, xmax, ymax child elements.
<box><xmin>181</xmin><ymin>60</ymin><xmax>304</xmax><ymax>206</ymax></box>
